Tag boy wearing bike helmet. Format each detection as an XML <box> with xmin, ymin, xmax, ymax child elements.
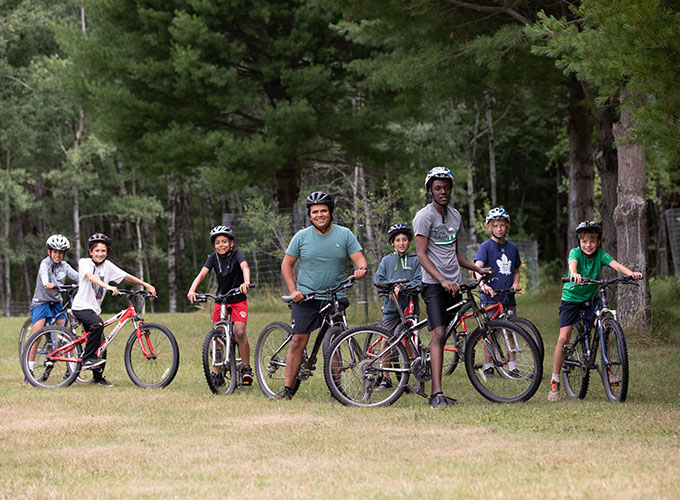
<box><xmin>26</xmin><ymin>235</ymin><xmax>79</xmax><ymax>379</ymax></box>
<box><xmin>473</xmin><ymin>208</ymin><xmax>522</xmax><ymax>377</ymax></box>
<box><xmin>374</xmin><ymin>223</ymin><xmax>422</xmax><ymax>390</ymax></box>
<box><xmin>548</xmin><ymin>221</ymin><xmax>642</xmax><ymax>401</ymax></box>
<box><xmin>278</xmin><ymin>191</ymin><xmax>368</xmax><ymax>400</ymax></box>
<box><xmin>413</xmin><ymin>167</ymin><xmax>492</xmax><ymax>409</ymax></box>
<box><xmin>72</xmin><ymin>233</ymin><xmax>157</xmax><ymax>387</ymax></box>
<box><xmin>187</xmin><ymin>226</ymin><xmax>253</xmax><ymax>386</ymax></box>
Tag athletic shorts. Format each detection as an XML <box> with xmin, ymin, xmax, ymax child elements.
<box><xmin>213</xmin><ymin>299</ymin><xmax>248</xmax><ymax>324</ymax></box>
<box><xmin>381</xmin><ymin>315</ymin><xmax>402</xmax><ymax>336</ymax></box>
<box><xmin>30</xmin><ymin>302</ymin><xmax>63</xmax><ymax>325</ymax></box>
<box><xmin>290</xmin><ymin>297</ymin><xmax>349</xmax><ymax>335</ymax></box>
<box><xmin>421</xmin><ymin>283</ymin><xmax>461</xmax><ymax>331</ymax></box>
<box><xmin>559</xmin><ymin>299</ymin><xmax>596</xmax><ymax>328</ymax></box>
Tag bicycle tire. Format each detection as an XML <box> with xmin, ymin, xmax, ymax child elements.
<box><xmin>600</xmin><ymin>318</ymin><xmax>629</xmax><ymax>402</ymax></box>
<box><xmin>561</xmin><ymin>337</ymin><xmax>590</xmax><ymax>399</ymax></box>
<box><xmin>321</xmin><ymin>324</ymin><xmax>344</xmax><ymax>361</ymax></box>
<box><xmin>324</xmin><ymin>325</ymin><xmax>409</xmax><ymax>407</ymax></box>
<box><xmin>511</xmin><ymin>316</ymin><xmax>544</xmax><ymax>360</ymax></box>
<box><xmin>18</xmin><ymin>317</ymin><xmax>33</xmax><ymax>361</ymax></box>
<box><xmin>254</xmin><ymin>321</ymin><xmax>301</xmax><ymax>398</ymax></box>
<box><xmin>124</xmin><ymin>322</ymin><xmax>180</xmax><ymax>388</ymax></box>
<box><xmin>202</xmin><ymin>326</ymin><xmax>238</xmax><ymax>395</ymax></box>
<box><xmin>21</xmin><ymin>326</ymin><xmax>80</xmax><ymax>389</ymax></box>
<box><xmin>464</xmin><ymin>319</ymin><xmax>542</xmax><ymax>403</ymax></box>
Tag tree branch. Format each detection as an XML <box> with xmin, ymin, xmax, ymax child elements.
<box><xmin>443</xmin><ymin>0</ymin><xmax>532</xmax><ymax>26</ymax></box>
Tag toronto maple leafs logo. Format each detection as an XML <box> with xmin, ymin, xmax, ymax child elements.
<box><xmin>496</xmin><ymin>254</ymin><xmax>513</xmax><ymax>275</ymax></box>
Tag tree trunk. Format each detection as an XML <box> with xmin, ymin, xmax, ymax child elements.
<box><xmin>567</xmin><ymin>77</ymin><xmax>595</xmax><ymax>249</ymax></box>
<box><xmin>650</xmin><ymin>187</ymin><xmax>669</xmax><ymax>277</ymax></box>
<box><xmin>486</xmin><ymin>99</ymin><xmax>497</xmax><ymax>207</ymax></box>
<box><xmin>594</xmin><ymin>104</ymin><xmax>618</xmax><ymax>253</ymax></box>
<box><xmin>167</xmin><ymin>180</ymin><xmax>178</xmax><ymax>313</ymax></box>
<box><xmin>612</xmin><ymin>91</ymin><xmax>651</xmax><ymax>330</ymax></box>
<box><xmin>276</xmin><ymin>160</ymin><xmax>301</xmax><ymax>211</ymax></box>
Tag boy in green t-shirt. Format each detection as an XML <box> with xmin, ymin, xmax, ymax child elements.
<box><xmin>548</xmin><ymin>221</ymin><xmax>642</xmax><ymax>401</ymax></box>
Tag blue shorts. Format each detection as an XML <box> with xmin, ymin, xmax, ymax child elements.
<box><xmin>30</xmin><ymin>302</ymin><xmax>64</xmax><ymax>325</ymax></box>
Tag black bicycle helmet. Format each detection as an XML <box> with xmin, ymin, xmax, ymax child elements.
<box><xmin>305</xmin><ymin>191</ymin><xmax>335</xmax><ymax>212</ymax></box>
<box><xmin>88</xmin><ymin>233</ymin><xmax>112</xmax><ymax>249</ymax></box>
<box><xmin>46</xmin><ymin>234</ymin><xmax>70</xmax><ymax>251</ymax></box>
<box><xmin>387</xmin><ymin>223</ymin><xmax>413</xmax><ymax>243</ymax></box>
<box><xmin>575</xmin><ymin>220</ymin><xmax>602</xmax><ymax>238</ymax></box>
<box><xmin>209</xmin><ymin>225</ymin><xmax>235</xmax><ymax>244</ymax></box>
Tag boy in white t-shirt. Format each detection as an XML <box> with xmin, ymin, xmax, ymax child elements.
<box><xmin>71</xmin><ymin>233</ymin><xmax>156</xmax><ymax>387</ymax></box>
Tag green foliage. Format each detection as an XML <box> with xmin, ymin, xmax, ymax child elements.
<box><xmin>240</xmin><ymin>196</ymin><xmax>292</xmax><ymax>259</ymax></box>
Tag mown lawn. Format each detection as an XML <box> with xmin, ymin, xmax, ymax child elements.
<box><xmin>1</xmin><ymin>282</ymin><xmax>679</xmax><ymax>499</ymax></box>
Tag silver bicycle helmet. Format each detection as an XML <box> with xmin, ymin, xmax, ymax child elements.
<box><xmin>87</xmin><ymin>233</ymin><xmax>112</xmax><ymax>249</ymax></box>
<box><xmin>46</xmin><ymin>234</ymin><xmax>70</xmax><ymax>251</ymax></box>
<box><xmin>424</xmin><ymin>166</ymin><xmax>453</xmax><ymax>190</ymax></box>
<box><xmin>210</xmin><ymin>225</ymin><xmax>235</xmax><ymax>244</ymax></box>
<box><xmin>305</xmin><ymin>191</ymin><xmax>335</xmax><ymax>212</ymax></box>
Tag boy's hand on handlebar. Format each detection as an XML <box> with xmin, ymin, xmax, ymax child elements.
<box><xmin>108</xmin><ymin>285</ymin><xmax>119</xmax><ymax>296</ymax></box>
<box><xmin>354</xmin><ymin>266</ymin><xmax>367</xmax><ymax>280</ymax></box>
<box><xmin>187</xmin><ymin>290</ymin><xmax>197</xmax><ymax>303</ymax></box>
<box><xmin>570</xmin><ymin>273</ymin><xmax>582</xmax><ymax>285</ymax></box>
<box><xmin>239</xmin><ymin>282</ymin><xmax>251</xmax><ymax>294</ymax></box>
<box><xmin>630</xmin><ymin>272</ymin><xmax>643</xmax><ymax>280</ymax></box>
<box><xmin>481</xmin><ymin>283</ymin><xmax>495</xmax><ymax>296</ymax></box>
<box><xmin>511</xmin><ymin>283</ymin><xmax>522</xmax><ymax>292</ymax></box>
<box><xmin>144</xmin><ymin>284</ymin><xmax>157</xmax><ymax>296</ymax></box>
<box><xmin>291</xmin><ymin>290</ymin><xmax>305</xmax><ymax>303</ymax></box>
<box><xmin>440</xmin><ymin>279</ymin><xmax>460</xmax><ymax>295</ymax></box>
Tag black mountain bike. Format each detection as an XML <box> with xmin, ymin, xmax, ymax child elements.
<box><xmin>254</xmin><ymin>276</ymin><xmax>355</xmax><ymax>398</ymax></box>
<box><xmin>560</xmin><ymin>275</ymin><xmax>637</xmax><ymax>402</ymax></box>
<box><xmin>324</xmin><ymin>276</ymin><xmax>542</xmax><ymax>407</ymax></box>
<box><xmin>195</xmin><ymin>286</ymin><xmax>254</xmax><ymax>395</ymax></box>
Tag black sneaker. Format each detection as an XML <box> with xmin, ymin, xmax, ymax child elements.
<box><xmin>508</xmin><ymin>368</ymin><xmax>534</xmax><ymax>380</ymax></box>
<box><xmin>81</xmin><ymin>357</ymin><xmax>106</xmax><ymax>370</ymax></box>
<box><xmin>274</xmin><ymin>386</ymin><xmax>294</xmax><ymax>400</ymax></box>
<box><xmin>429</xmin><ymin>392</ymin><xmax>459</xmax><ymax>409</ymax></box>
<box><xmin>375</xmin><ymin>375</ymin><xmax>393</xmax><ymax>391</ymax></box>
<box><xmin>484</xmin><ymin>367</ymin><xmax>495</xmax><ymax>378</ymax></box>
<box><xmin>94</xmin><ymin>377</ymin><xmax>114</xmax><ymax>387</ymax></box>
<box><xmin>241</xmin><ymin>365</ymin><xmax>253</xmax><ymax>386</ymax></box>
<box><xmin>211</xmin><ymin>372</ymin><xmax>225</xmax><ymax>388</ymax></box>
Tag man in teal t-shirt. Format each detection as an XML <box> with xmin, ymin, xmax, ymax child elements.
<box><xmin>548</xmin><ymin>221</ymin><xmax>642</xmax><ymax>402</ymax></box>
<box><xmin>277</xmin><ymin>191</ymin><xmax>368</xmax><ymax>400</ymax></box>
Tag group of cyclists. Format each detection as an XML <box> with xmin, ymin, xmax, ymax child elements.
<box><xmin>24</xmin><ymin>165</ymin><xmax>643</xmax><ymax>406</ymax></box>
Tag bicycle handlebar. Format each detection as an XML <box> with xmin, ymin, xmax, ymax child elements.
<box><xmin>194</xmin><ymin>284</ymin><xmax>256</xmax><ymax>303</ymax></box>
<box><xmin>117</xmin><ymin>289</ymin><xmax>157</xmax><ymax>300</ymax></box>
<box><xmin>561</xmin><ymin>275</ymin><xmax>639</xmax><ymax>287</ymax></box>
<box><xmin>282</xmin><ymin>275</ymin><xmax>356</xmax><ymax>303</ymax></box>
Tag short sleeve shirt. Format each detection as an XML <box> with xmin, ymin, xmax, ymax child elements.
<box><xmin>31</xmin><ymin>257</ymin><xmax>79</xmax><ymax>305</ymax></box>
<box><xmin>412</xmin><ymin>204</ymin><xmax>462</xmax><ymax>284</ymax></box>
<box><xmin>203</xmin><ymin>249</ymin><xmax>247</xmax><ymax>302</ymax></box>
<box><xmin>286</xmin><ymin>224</ymin><xmax>362</xmax><ymax>299</ymax></box>
<box><xmin>474</xmin><ymin>239</ymin><xmax>521</xmax><ymax>305</ymax></box>
<box><xmin>561</xmin><ymin>247</ymin><xmax>614</xmax><ymax>302</ymax></box>
<box><xmin>72</xmin><ymin>258</ymin><xmax>127</xmax><ymax>315</ymax></box>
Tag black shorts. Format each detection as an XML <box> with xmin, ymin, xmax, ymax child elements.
<box><xmin>421</xmin><ymin>283</ymin><xmax>461</xmax><ymax>331</ymax></box>
<box><xmin>290</xmin><ymin>297</ymin><xmax>349</xmax><ymax>335</ymax></box>
<box><xmin>559</xmin><ymin>299</ymin><xmax>596</xmax><ymax>328</ymax></box>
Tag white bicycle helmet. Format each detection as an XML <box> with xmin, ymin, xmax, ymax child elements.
<box><xmin>485</xmin><ymin>207</ymin><xmax>510</xmax><ymax>225</ymax></box>
<box><xmin>424</xmin><ymin>166</ymin><xmax>453</xmax><ymax>190</ymax></box>
<box><xmin>46</xmin><ymin>234</ymin><xmax>70</xmax><ymax>251</ymax></box>
<box><xmin>210</xmin><ymin>225</ymin><xmax>235</xmax><ymax>244</ymax></box>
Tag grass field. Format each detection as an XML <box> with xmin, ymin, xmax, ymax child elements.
<box><xmin>2</xmin><ymin>283</ymin><xmax>680</xmax><ymax>499</ymax></box>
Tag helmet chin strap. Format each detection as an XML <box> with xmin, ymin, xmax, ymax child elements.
<box><xmin>432</xmin><ymin>196</ymin><xmax>447</xmax><ymax>223</ymax></box>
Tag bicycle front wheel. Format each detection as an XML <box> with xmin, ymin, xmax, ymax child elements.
<box><xmin>202</xmin><ymin>327</ymin><xmax>238</xmax><ymax>395</ymax></box>
<box><xmin>324</xmin><ymin>325</ymin><xmax>409</xmax><ymax>407</ymax></box>
<box><xmin>600</xmin><ymin>318</ymin><xmax>629</xmax><ymax>402</ymax></box>
<box><xmin>561</xmin><ymin>337</ymin><xmax>590</xmax><ymax>399</ymax></box>
<box><xmin>464</xmin><ymin>319</ymin><xmax>542</xmax><ymax>403</ymax></box>
<box><xmin>21</xmin><ymin>326</ymin><xmax>80</xmax><ymax>389</ymax></box>
<box><xmin>511</xmin><ymin>316</ymin><xmax>544</xmax><ymax>360</ymax></box>
<box><xmin>254</xmin><ymin>322</ymin><xmax>300</xmax><ymax>398</ymax></box>
<box><xmin>124</xmin><ymin>322</ymin><xmax>180</xmax><ymax>388</ymax></box>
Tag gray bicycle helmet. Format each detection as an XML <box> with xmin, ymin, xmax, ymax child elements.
<box><xmin>387</xmin><ymin>223</ymin><xmax>413</xmax><ymax>243</ymax></box>
<box><xmin>87</xmin><ymin>233</ymin><xmax>112</xmax><ymax>249</ymax></box>
<box><xmin>46</xmin><ymin>234</ymin><xmax>70</xmax><ymax>251</ymax></box>
<box><xmin>209</xmin><ymin>225</ymin><xmax>235</xmax><ymax>244</ymax></box>
<box><xmin>305</xmin><ymin>191</ymin><xmax>335</xmax><ymax>212</ymax></box>
<box><xmin>424</xmin><ymin>166</ymin><xmax>453</xmax><ymax>190</ymax></box>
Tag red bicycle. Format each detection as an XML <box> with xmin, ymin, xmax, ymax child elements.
<box><xmin>20</xmin><ymin>289</ymin><xmax>180</xmax><ymax>389</ymax></box>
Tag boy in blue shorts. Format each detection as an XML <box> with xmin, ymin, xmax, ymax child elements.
<box><xmin>548</xmin><ymin>221</ymin><xmax>642</xmax><ymax>401</ymax></box>
<box><xmin>26</xmin><ymin>235</ymin><xmax>79</xmax><ymax>378</ymax></box>
<box><xmin>187</xmin><ymin>226</ymin><xmax>253</xmax><ymax>386</ymax></box>
<box><xmin>474</xmin><ymin>208</ymin><xmax>522</xmax><ymax>377</ymax></box>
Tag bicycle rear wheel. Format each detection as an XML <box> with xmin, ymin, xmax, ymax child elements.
<box><xmin>124</xmin><ymin>322</ymin><xmax>180</xmax><ymax>388</ymax></box>
<box><xmin>21</xmin><ymin>326</ymin><xmax>80</xmax><ymax>389</ymax></box>
<box><xmin>561</xmin><ymin>337</ymin><xmax>590</xmax><ymax>399</ymax></box>
<box><xmin>600</xmin><ymin>318</ymin><xmax>628</xmax><ymax>402</ymax></box>
<box><xmin>254</xmin><ymin>322</ymin><xmax>301</xmax><ymax>398</ymax></box>
<box><xmin>464</xmin><ymin>319</ymin><xmax>542</xmax><ymax>403</ymax></box>
<box><xmin>18</xmin><ymin>317</ymin><xmax>33</xmax><ymax>361</ymax></box>
<box><xmin>202</xmin><ymin>326</ymin><xmax>238</xmax><ymax>395</ymax></box>
<box><xmin>324</xmin><ymin>325</ymin><xmax>409</xmax><ymax>407</ymax></box>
